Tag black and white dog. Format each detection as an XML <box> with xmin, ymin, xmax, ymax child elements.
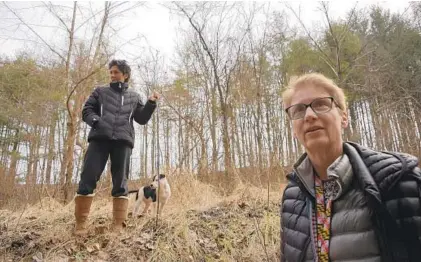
<box><xmin>128</xmin><ymin>174</ymin><xmax>171</xmax><ymax>217</ymax></box>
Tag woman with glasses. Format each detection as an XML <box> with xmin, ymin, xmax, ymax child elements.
<box><xmin>280</xmin><ymin>73</ymin><xmax>421</xmax><ymax>262</ymax></box>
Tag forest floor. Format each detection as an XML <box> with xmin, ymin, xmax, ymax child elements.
<box><xmin>0</xmin><ymin>175</ymin><xmax>285</xmax><ymax>262</ymax></box>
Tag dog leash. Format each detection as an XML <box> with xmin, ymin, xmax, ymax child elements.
<box><xmin>155</xmin><ymin>99</ymin><xmax>160</xmax><ymax>230</ymax></box>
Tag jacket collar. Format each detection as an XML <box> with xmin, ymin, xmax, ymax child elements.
<box><xmin>288</xmin><ymin>141</ymin><xmax>419</xmax><ymax>202</ymax></box>
<box><xmin>345</xmin><ymin>141</ymin><xmax>418</xmax><ymax>194</ymax></box>
<box><xmin>291</xmin><ymin>149</ymin><xmax>353</xmax><ymax>199</ymax></box>
<box><xmin>110</xmin><ymin>81</ymin><xmax>129</xmax><ymax>92</ymax></box>
<box><xmin>343</xmin><ymin>143</ymin><xmax>382</xmax><ymax>202</ymax></box>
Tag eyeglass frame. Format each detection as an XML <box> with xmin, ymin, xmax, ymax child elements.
<box><xmin>285</xmin><ymin>96</ymin><xmax>342</xmax><ymax>120</ymax></box>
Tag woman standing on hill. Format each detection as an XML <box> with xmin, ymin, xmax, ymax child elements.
<box><xmin>280</xmin><ymin>73</ymin><xmax>421</xmax><ymax>262</ymax></box>
<box><xmin>74</xmin><ymin>59</ymin><xmax>160</xmax><ymax>235</ymax></box>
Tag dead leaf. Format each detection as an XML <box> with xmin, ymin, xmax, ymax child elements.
<box><xmin>97</xmin><ymin>251</ymin><xmax>109</xmax><ymax>260</ymax></box>
<box><xmin>11</xmin><ymin>240</ymin><xmax>25</xmax><ymax>248</ymax></box>
<box><xmin>95</xmin><ymin>225</ymin><xmax>107</xmax><ymax>234</ymax></box>
<box><xmin>86</xmin><ymin>245</ymin><xmax>95</xmax><ymax>253</ymax></box>
<box><xmin>135</xmin><ymin>238</ymin><xmax>146</xmax><ymax>245</ymax></box>
<box><xmin>238</xmin><ymin>202</ymin><xmax>249</xmax><ymax>209</ymax></box>
<box><xmin>28</xmin><ymin>241</ymin><xmax>36</xmax><ymax>249</ymax></box>
<box><xmin>31</xmin><ymin>251</ymin><xmax>43</xmax><ymax>262</ymax></box>
<box><xmin>145</xmin><ymin>242</ymin><xmax>156</xmax><ymax>250</ymax></box>
<box><xmin>101</xmin><ymin>239</ymin><xmax>110</xmax><ymax>248</ymax></box>
<box><xmin>121</xmin><ymin>236</ymin><xmax>131</xmax><ymax>244</ymax></box>
<box><xmin>65</xmin><ymin>243</ymin><xmax>77</xmax><ymax>255</ymax></box>
<box><xmin>24</xmin><ymin>234</ymin><xmax>34</xmax><ymax>241</ymax></box>
<box><xmin>140</xmin><ymin>232</ymin><xmax>152</xmax><ymax>239</ymax></box>
<box><xmin>93</xmin><ymin>243</ymin><xmax>100</xmax><ymax>251</ymax></box>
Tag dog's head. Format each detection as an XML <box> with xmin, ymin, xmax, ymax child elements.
<box><xmin>150</xmin><ymin>174</ymin><xmax>167</xmax><ymax>188</ymax></box>
<box><xmin>149</xmin><ymin>180</ymin><xmax>159</xmax><ymax>189</ymax></box>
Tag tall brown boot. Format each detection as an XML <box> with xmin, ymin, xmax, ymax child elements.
<box><xmin>73</xmin><ymin>194</ymin><xmax>94</xmax><ymax>236</ymax></box>
<box><xmin>111</xmin><ymin>196</ymin><xmax>129</xmax><ymax>233</ymax></box>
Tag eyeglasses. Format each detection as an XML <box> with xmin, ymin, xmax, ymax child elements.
<box><xmin>285</xmin><ymin>97</ymin><xmax>340</xmax><ymax>120</ymax></box>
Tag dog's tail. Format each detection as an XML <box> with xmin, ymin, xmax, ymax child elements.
<box><xmin>128</xmin><ymin>189</ymin><xmax>139</xmax><ymax>200</ymax></box>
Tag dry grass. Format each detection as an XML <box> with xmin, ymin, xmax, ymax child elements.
<box><xmin>0</xmin><ymin>173</ymin><xmax>284</xmax><ymax>262</ymax></box>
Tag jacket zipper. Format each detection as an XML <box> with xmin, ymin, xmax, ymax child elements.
<box><xmin>308</xmin><ymin>199</ymin><xmax>317</xmax><ymax>262</ymax></box>
<box><xmin>100</xmin><ymin>104</ymin><xmax>103</xmax><ymax>116</ymax></box>
<box><xmin>370</xmin><ymin>198</ymin><xmax>393</xmax><ymax>262</ymax></box>
<box><xmin>299</xmin><ymin>237</ymin><xmax>311</xmax><ymax>262</ymax></box>
<box><xmin>129</xmin><ymin>110</ymin><xmax>133</xmax><ymax>121</ymax></box>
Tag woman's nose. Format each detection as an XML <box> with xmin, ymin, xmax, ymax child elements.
<box><xmin>304</xmin><ymin>106</ymin><xmax>317</xmax><ymax>120</ymax></box>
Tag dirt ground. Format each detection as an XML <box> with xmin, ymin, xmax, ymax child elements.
<box><xmin>0</xmin><ymin>177</ymin><xmax>284</xmax><ymax>262</ymax></box>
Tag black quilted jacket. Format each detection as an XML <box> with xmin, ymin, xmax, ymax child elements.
<box><xmin>82</xmin><ymin>82</ymin><xmax>156</xmax><ymax>148</ymax></box>
<box><xmin>280</xmin><ymin>142</ymin><xmax>421</xmax><ymax>262</ymax></box>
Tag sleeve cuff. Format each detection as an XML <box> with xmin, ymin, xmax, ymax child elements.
<box><xmin>85</xmin><ymin>114</ymin><xmax>99</xmax><ymax>127</ymax></box>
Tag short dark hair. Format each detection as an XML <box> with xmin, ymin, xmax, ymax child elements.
<box><xmin>108</xmin><ymin>59</ymin><xmax>131</xmax><ymax>82</ymax></box>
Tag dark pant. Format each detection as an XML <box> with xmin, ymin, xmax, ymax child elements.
<box><xmin>77</xmin><ymin>140</ymin><xmax>132</xmax><ymax>197</ymax></box>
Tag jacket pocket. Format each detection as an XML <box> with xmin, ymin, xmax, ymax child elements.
<box><xmin>92</xmin><ymin>117</ymin><xmax>102</xmax><ymax>131</ymax></box>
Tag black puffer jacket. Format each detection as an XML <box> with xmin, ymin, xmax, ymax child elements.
<box><xmin>82</xmin><ymin>82</ymin><xmax>156</xmax><ymax>148</ymax></box>
<box><xmin>280</xmin><ymin>142</ymin><xmax>421</xmax><ymax>262</ymax></box>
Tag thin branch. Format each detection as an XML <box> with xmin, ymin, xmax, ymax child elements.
<box><xmin>174</xmin><ymin>2</ymin><xmax>224</xmax><ymax>103</ymax></box>
<box><xmin>2</xmin><ymin>2</ymin><xmax>66</xmax><ymax>62</ymax></box>
<box><xmin>42</xmin><ymin>1</ymin><xmax>70</xmax><ymax>33</ymax></box>
<box><xmin>285</xmin><ymin>2</ymin><xmax>338</xmax><ymax>77</ymax></box>
<box><xmin>253</xmin><ymin>217</ymin><xmax>270</xmax><ymax>262</ymax></box>
<box><xmin>65</xmin><ymin>62</ymin><xmax>107</xmax><ymax>123</ymax></box>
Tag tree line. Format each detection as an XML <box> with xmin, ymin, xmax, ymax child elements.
<box><xmin>0</xmin><ymin>2</ymin><xmax>420</xmax><ymax>202</ymax></box>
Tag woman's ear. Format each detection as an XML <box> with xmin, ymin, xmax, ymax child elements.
<box><xmin>341</xmin><ymin>111</ymin><xmax>349</xmax><ymax>128</ymax></box>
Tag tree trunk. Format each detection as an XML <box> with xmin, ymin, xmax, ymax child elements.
<box><xmin>198</xmin><ymin>125</ymin><xmax>208</xmax><ymax>176</ymax></box>
<box><xmin>31</xmin><ymin>127</ymin><xmax>41</xmax><ymax>185</ymax></box>
<box><xmin>0</xmin><ymin>126</ymin><xmax>10</xmax><ymax>166</ymax></box>
<box><xmin>45</xmin><ymin>114</ymin><xmax>57</xmax><ymax>184</ymax></box>
<box><xmin>233</xmin><ymin>110</ymin><xmax>243</xmax><ymax>168</ymax></box>
<box><xmin>8</xmin><ymin>128</ymin><xmax>20</xmax><ymax>187</ymax></box>
<box><xmin>211</xmin><ymin>87</ymin><xmax>218</xmax><ymax>171</ymax></box>
<box><xmin>184</xmin><ymin>117</ymin><xmax>190</xmax><ymax>170</ymax></box>
<box><xmin>63</xmin><ymin>110</ymin><xmax>77</xmax><ymax>201</ymax></box>
<box><xmin>26</xmin><ymin>126</ymin><xmax>38</xmax><ymax>185</ymax></box>
<box><xmin>240</xmin><ymin>107</ymin><xmax>247</xmax><ymax>167</ymax></box>
<box><xmin>59</xmin><ymin>2</ymin><xmax>77</xmax><ymax>202</ymax></box>
<box><xmin>165</xmin><ymin>120</ymin><xmax>170</xmax><ymax>169</ymax></box>
<box><xmin>178</xmin><ymin>112</ymin><xmax>183</xmax><ymax>171</ymax></box>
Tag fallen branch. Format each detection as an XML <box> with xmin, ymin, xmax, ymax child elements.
<box><xmin>253</xmin><ymin>216</ymin><xmax>269</xmax><ymax>262</ymax></box>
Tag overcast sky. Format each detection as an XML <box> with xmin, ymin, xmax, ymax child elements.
<box><xmin>0</xmin><ymin>1</ymin><xmax>411</xmax><ymax>63</ymax></box>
